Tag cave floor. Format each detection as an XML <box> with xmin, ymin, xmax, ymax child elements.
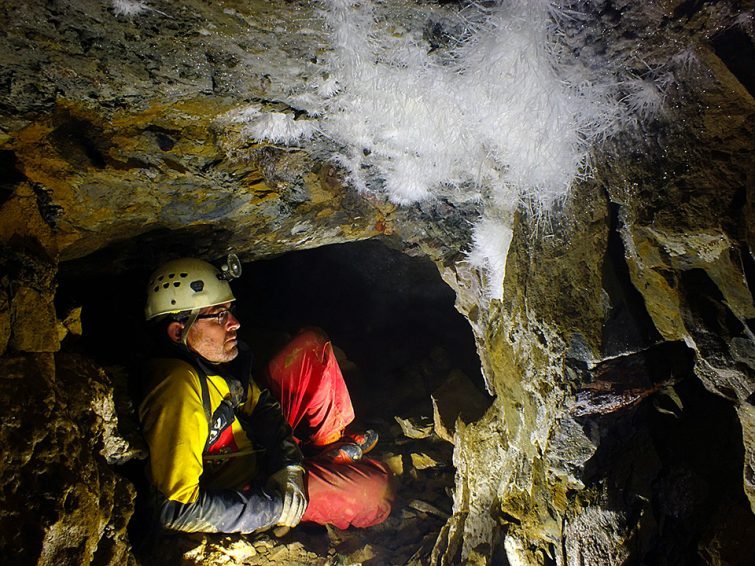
<box><xmin>142</xmin><ymin>418</ymin><xmax>455</xmax><ymax>565</ymax></box>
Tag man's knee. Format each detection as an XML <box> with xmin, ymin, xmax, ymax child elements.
<box><xmin>295</xmin><ymin>327</ymin><xmax>330</xmax><ymax>349</ymax></box>
<box><xmin>352</xmin><ymin>459</ymin><xmax>394</xmax><ymax>527</ymax></box>
<box><xmin>303</xmin><ymin>459</ymin><xmax>394</xmax><ymax>528</ymax></box>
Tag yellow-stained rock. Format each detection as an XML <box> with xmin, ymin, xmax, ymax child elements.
<box><xmin>0</xmin><ymin>1</ymin><xmax>752</xmax><ymax>564</ymax></box>
<box><xmin>56</xmin><ymin>304</ymin><xmax>82</xmax><ymax>344</ymax></box>
<box><xmin>10</xmin><ymin>287</ymin><xmax>59</xmax><ymax>353</ymax></box>
<box><xmin>411</xmin><ymin>452</ymin><xmax>442</xmax><ymax>471</ymax></box>
<box><xmin>738</xmin><ymin>402</ymin><xmax>755</xmax><ymax>515</ymax></box>
<box><xmin>0</xmin><ymin>352</ymin><xmax>135</xmax><ymax>565</ymax></box>
<box><xmin>0</xmin><ymin>184</ymin><xmax>58</xmax><ymax>257</ymax></box>
<box><xmin>432</xmin><ymin>369</ymin><xmax>490</xmax><ymax>444</ymax></box>
<box><xmin>62</xmin><ymin>306</ymin><xmax>83</xmax><ymax>337</ymax></box>
<box><xmin>383</xmin><ymin>453</ymin><xmax>405</xmax><ymax>476</ymax></box>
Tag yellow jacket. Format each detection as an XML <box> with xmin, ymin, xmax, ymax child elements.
<box><xmin>139</xmin><ymin>346</ymin><xmax>302</xmax><ymax>533</ymax></box>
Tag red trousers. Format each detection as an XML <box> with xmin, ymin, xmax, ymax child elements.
<box><xmin>264</xmin><ymin>330</ymin><xmax>393</xmax><ymax>529</ymax></box>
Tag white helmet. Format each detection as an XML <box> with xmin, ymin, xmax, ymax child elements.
<box><xmin>145</xmin><ymin>257</ymin><xmax>236</xmax><ymax>321</ymax></box>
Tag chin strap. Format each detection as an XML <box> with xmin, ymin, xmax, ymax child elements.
<box><xmin>180</xmin><ymin>308</ymin><xmax>201</xmax><ymax>346</ymax></box>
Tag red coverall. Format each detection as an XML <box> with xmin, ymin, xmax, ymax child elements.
<box><xmin>264</xmin><ymin>329</ymin><xmax>393</xmax><ymax>529</ymax></box>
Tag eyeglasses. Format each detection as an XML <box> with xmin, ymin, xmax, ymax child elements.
<box><xmin>194</xmin><ymin>305</ymin><xmax>237</xmax><ymax>326</ymax></box>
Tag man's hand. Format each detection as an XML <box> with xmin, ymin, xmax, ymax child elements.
<box><xmin>267</xmin><ymin>465</ymin><xmax>308</xmax><ymax>527</ymax></box>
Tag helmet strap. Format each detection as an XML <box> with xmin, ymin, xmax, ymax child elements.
<box><xmin>180</xmin><ymin>308</ymin><xmax>201</xmax><ymax>347</ymax></box>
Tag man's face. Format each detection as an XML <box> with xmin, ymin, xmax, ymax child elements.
<box><xmin>185</xmin><ymin>302</ymin><xmax>241</xmax><ymax>363</ymax></box>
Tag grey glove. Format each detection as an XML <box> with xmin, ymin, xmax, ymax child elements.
<box><xmin>267</xmin><ymin>465</ymin><xmax>308</xmax><ymax>527</ymax></box>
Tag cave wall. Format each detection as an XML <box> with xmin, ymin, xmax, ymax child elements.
<box><xmin>433</xmin><ymin>5</ymin><xmax>755</xmax><ymax>562</ymax></box>
<box><xmin>1</xmin><ymin>1</ymin><xmax>754</xmax><ymax>565</ymax></box>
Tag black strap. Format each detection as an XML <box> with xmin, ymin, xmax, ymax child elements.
<box><xmin>194</xmin><ymin>361</ymin><xmax>213</xmax><ymax>453</ymax></box>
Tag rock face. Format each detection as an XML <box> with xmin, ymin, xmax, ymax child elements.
<box><xmin>434</xmin><ymin>3</ymin><xmax>755</xmax><ymax>560</ymax></box>
<box><xmin>1</xmin><ymin>0</ymin><xmax>754</xmax><ymax>564</ymax></box>
<box><xmin>0</xmin><ymin>352</ymin><xmax>137</xmax><ymax>565</ymax></box>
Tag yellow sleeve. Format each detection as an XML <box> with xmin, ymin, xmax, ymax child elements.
<box><xmin>139</xmin><ymin>359</ymin><xmax>209</xmax><ymax>505</ymax></box>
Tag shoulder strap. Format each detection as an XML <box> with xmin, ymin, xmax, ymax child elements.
<box><xmin>197</xmin><ymin>369</ymin><xmax>212</xmax><ymax>424</ymax></box>
<box><xmin>194</xmin><ymin>356</ymin><xmax>240</xmax><ymax>454</ymax></box>
<box><xmin>193</xmin><ymin>360</ymin><xmax>213</xmax><ymax>453</ymax></box>
<box><xmin>152</xmin><ymin>345</ymin><xmax>217</xmax><ymax>453</ymax></box>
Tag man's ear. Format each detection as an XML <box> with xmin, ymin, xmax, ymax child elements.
<box><xmin>167</xmin><ymin>321</ymin><xmax>184</xmax><ymax>344</ymax></box>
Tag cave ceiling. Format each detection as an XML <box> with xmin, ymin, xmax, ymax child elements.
<box><xmin>0</xmin><ymin>0</ymin><xmax>747</xmax><ymax>269</ymax></box>
<box><xmin>1</xmin><ymin>0</ymin><xmax>485</xmax><ymax>269</ymax></box>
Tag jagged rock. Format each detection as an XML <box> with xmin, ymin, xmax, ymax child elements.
<box><xmin>410</xmin><ymin>452</ymin><xmax>442</xmax><ymax>471</ymax></box>
<box><xmin>545</xmin><ymin>417</ymin><xmax>597</xmax><ymax>491</ymax></box>
<box><xmin>563</xmin><ymin>507</ymin><xmax>631</xmax><ymax>566</ymax></box>
<box><xmin>215</xmin><ymin>539</ymin><xmax>257</xmax><ymax>562</ymax></box>
<box><xmin>0</xmin><ymin>353</ymin><xmax>135</xmax><ymax>564</ymax></box>
<box><xmin>10</xmin><ymin>286</ymin><xmax>59</xmax><ymax>353</ymax></box>
<box><xmin>0</xmin><ymin>184</ymin><xmax>58</xmax><ymax>257</ymax></box>
<box><xmin>431</xmin><ymin>513</ymin><xmax>465</xmax><ymax>566</ymax></box>
<box><xmin>395</xmin><ymin>415</ymin><xmax>434</xmax><ymax>440</ymax></box>
<box><xmin>382</xmin><ymin>453</ymin><xmax>404</xmax><ymax>476</ymax></box>
<box><xmin>56</xmin><ymin>355</ymin><xmax>147</xmax><ymax>465</ymax></box>
<box><xmin>343</xmin><ymin>544</ymin><xmax>376</xmax><ymax>564</ymax></box>
<box><xmin>0</xmin><ymin>286</ymin><xmax>10</xmax><ymax>356</ymax></box>
<box><xmin>57</xmin><ymin>306</ymin><xmax>83</xmax><ymax>342</ymax></box>
<box><xmin>431</xmin><ymin>369</ymin><xmax>490</xmax><ymax>443</ymax></box>
<box><xmin>0</xmin><ymin>195</ymin><xmax>59</xmax><ymax>354</ymax></box>
<box><xmin>738</xmin><ymin>402</ymin><xmax>755</xmax><ymax>514</ymax></box>
<box><xmin>408</xmin><ymin>500</ymin><xmax>450</xmax><ymax>520</ymax></box>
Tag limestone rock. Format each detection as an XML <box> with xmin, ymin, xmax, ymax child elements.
<box><xmin>0</xmin><ymin>353</ymin><xmax>135</xmax><ymax>564</ymax></box>
<box><xmin>0</xmin><ymin>0</ymin><xmax>753</xmax><ymax>563</ymax></box>
<box><xmin>738</xmin><ymin>402</ymin><xmax>755</xmax><ymax>514</ymax></box>
<box><xmin>382</xmin><ymin>453</ymin><xmax>404</xmax><ymax>476</ymax></box>
<box><xmin>56</xmin><ymin>355</ymin><xmax>147</xmax><ymax>465</ymax></box>
<box><xmin>57</xmin><ymin>306</ymin><xmax>83</xmax><ymax>342</ymax></box>
<box><xmin>0</xmin><ymin>286</ymin><xmax>9</xmax><ymax>356</ymax></box>
<box><xmin>545</xmin><ymin>417</ymin><xmax>597</xmax><ymax>491</ymax></box>
<box><xmin>10</xmin><ymin>286</ymin><xmax>59</xmax><ymax>353</ymax></box>
<box><xmin>411</xmin><ymin>452</ymin><xmax>442</xmax><ymax>471</ymax></box>
<box><xmin>431</xmin><ymin>369</ymin><xmax>490</xmax><ymax>444</ymax></box>
<box><xmin>408</xmin><ymin>500</ymin><xmax>450</xmax><ymax>520</ymax></box>
<box><xmin>563</xmin><ymin>507</ymin><xmax>631</xmax><ymax>566</ymax></box>
<box><xmin>395</xmin><ymin>415</ymin><xmax>433</xmax><ymax>440</ymax></box>
<box><xmin>0</xmin><ymin>217</ymin><xmax>59</xmax><ymax>354</ymax></box>
<box><xmin>0</xmin><ymin>184</ymin><xmax>58</xmax><ymax>257</ymax></box>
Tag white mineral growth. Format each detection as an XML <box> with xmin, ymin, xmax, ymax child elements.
<box><xmin>468</xmin><ymin>217</ymin><xmax>514</xmax><ymax>301</ymax></box>
<box><xmin>111</xmin><ymin>0</ymin><xmax>148</xmax><ymax>17</ymax></box>
<box><xmin>232</xmin><ymin>0</ymin><xmax>670</xmax><ymax>298</ymax></box>
<box><xmin>314</xmin><ymin>0</ymin><xmax>635</xmax><ymax>209</ymax></box>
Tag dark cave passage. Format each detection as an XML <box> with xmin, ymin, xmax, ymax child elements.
<box><xmin>57</xmin><ymin>237</ymin><xmax>486</xmax><ymax>423</ymax></box>
<box><xmin>234</xmin><ymin>240</ymin><xmax>485</xmax><ymax>421</ymax></box>
<box><xmin>56</xmin><ymin>236</ymin><xmax>489</xmax><ymax>563</ymax></box>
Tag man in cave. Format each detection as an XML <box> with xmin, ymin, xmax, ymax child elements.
<box><xmin>138</xmin><ymin>256</ymin><xmax>393</xmax><ymax>534</ymax></box>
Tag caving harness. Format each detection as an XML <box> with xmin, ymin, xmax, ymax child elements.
<box><xmin>190</xmin><ymin>346</ymin><xmax>263</xmax><ymax>462</ymax></box>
